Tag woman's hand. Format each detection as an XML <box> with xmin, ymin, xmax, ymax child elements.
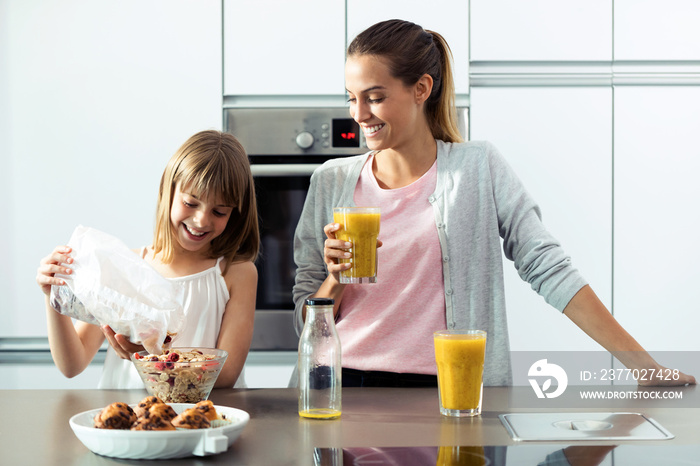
<box><xmin>323</xmin><ymin>222</ymin><xmax>383</xmax><ymax>282</ymax></box>
<box><xmin>323</xmin><ymin>223</ymin><xmax>353</xmax><ymax>281</ymax></box>
<box><xmin>36</xmin><ymin>246</ymin><xmax>73</xmax><ymax>296</ymax></box>
<box><xmin>101</xmin><ymin>325</ymin><xmax>145</xmax><ymax>360</ymax></box>
<box><xmin>564</xmin><ymin>286</ymin><xmax>696</xmax><ymax>387</ymax></box>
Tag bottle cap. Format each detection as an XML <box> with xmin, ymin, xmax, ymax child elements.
<box><xmin>305</xmin><ymin>298</ymin><xmax>334</xmax><ymax>306</ymax></box>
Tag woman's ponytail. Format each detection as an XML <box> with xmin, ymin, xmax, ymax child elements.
<box><xmin>425</xmin><ymin>30</ymin><xmax>462</xmax><ymax>143</ymax></box>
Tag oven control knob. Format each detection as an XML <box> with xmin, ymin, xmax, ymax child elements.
<box><xmin>295</xmin><ymin>131</ymin><xmax>315</xmax><ymax>149</ymax></box>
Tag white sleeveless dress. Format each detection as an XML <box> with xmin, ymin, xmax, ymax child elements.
<box><xmin>97</xmin><ymin>253</ymin><xmax>246</xmax><ymax>389</ymax></box>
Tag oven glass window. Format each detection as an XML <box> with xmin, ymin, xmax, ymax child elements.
<box><xmin>254</xmin><ymin>175</ymin><xmax>310</xmax><ymax>310</ymax></box>
<box><xmin>332</xmin><ymin>118</ymin><xmax>360</xmax><ymax>148</ymax></box>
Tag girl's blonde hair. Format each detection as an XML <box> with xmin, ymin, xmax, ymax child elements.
<box><xmin>347</xmin><ymin>19</ymin><xmax>463</xmax><ymax>143</ymax></box>
<box><xmin>153</xmin><ymin>130</ymin><xmax>259</xmax><ymax>274</ymax></box>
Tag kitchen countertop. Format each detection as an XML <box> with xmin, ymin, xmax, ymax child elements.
<box><xmin>3</xmin><ymin>385</ymin><xmax>699</xmax><ymax>465</ymax></box>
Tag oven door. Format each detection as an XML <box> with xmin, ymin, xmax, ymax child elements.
<box><xmin>249</xmin><ymin>162</ymin><xmax>320</xmax><ymax>350</ymax></box>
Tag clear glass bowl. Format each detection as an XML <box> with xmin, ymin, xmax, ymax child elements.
<box><xmin>130</xmin><ymin>348</ymin><xmax>227</xmax><ymax>403</ymax></box>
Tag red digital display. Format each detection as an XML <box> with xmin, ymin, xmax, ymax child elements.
<box><xmin>332</xmin><ymin>119</ymin><xmax>361</xmax><ymax>148</ymax></box>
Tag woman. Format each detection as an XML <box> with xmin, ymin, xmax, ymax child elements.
<box><xmin>292</xmin><ymin>19</ymin><xmax>694</xmax><ymax>388</ymax></box>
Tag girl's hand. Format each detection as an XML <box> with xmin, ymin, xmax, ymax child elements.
<box><xmin>322</xmin><ymin>222</ymin><xmax>382</xmax><ymax>282</ymax></box>
<box><xmin>36</xmin><ymin>246</ymin><xmax>74</xmax><ymax>296</ymax></box>
<box><xmin>101</xmin><ymin>325</ymin><xmax>145</xmax><ymax>360</ymax></box>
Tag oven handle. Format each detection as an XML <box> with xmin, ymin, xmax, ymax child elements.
<box><xmin>251</xmin><ymin>164</ymin><xmax>321</xmax><ymax>177</ymax></box>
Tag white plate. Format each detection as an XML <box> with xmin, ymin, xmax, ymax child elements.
<box><xmin>69</xmin><ymin>403</ymin><xmax>249</xmax><ymax>459</ymax></box>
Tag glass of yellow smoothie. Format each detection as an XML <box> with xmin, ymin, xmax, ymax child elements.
<box><xmin>433</xmin><ymin>330</ymin><xmax>487</xmax><ymax>417</ymax></box>
<box><xmin>332</xmin><ymin>207</ymin><xmax>380</xmax><ymax>284</ymax></box>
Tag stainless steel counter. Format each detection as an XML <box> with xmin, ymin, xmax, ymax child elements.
<box><xmin>3</xmin><ymin>386</ymin><xmax>699</xmax><ymax>465</ymax></box>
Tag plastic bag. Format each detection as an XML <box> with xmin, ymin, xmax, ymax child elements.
<box><xmin>49</xmin><ymin>225</ymin><xmax>185</xmax><ymax>354</ymax></box>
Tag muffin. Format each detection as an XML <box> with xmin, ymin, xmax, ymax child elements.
<box><xmin>131</xmin><ymin>412</ymin><xmax>176</xmax><ymax>431</ymax></box>
<box><xmin>133</xmin><ymin>395</ymin><xmax>164</xmax><ymax>418</ymax></box>
<box><xmin>147</xmin><ymin>403</ymin><xmax>177</xmax><ymax>422</ymax></box>
<box><xmin>93</xmin><ymin>402</ymin><xmax>137</xmax><ymax>429</ymax></box>
<box><xmin>171</xmin><ymin>407</ymin><xmax>211</xmax><ymax>429</ymax></box>
<box><xmin>194</xmin><ymin>400</ymin><xmax>219</xmax><ymax>421</ymax></box>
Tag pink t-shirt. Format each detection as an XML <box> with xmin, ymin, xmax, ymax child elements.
<box><xmin>336</xmin><ymin>153</ymin><xmax>446</xmax><ymax>375</ymax></box>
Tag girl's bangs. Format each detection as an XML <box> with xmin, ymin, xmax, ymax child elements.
<box><xmin>176</xmin><ymin>159</ymin><xmax>241</xmax><ymax>210</ymax></box>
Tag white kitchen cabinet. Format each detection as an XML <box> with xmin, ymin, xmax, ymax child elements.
<box><xmin>223</xmin><ymin>0</ymin><xmax>345</xmax><ymax>96</ymax></box>
<box><xmin>614</xmin><ymin>87</ymin><xmax>700</xmax><ymax>351</ymax></box>
<box><xmin>470</xmin><ymin>0</ymin><xmax>612</xmax><ymax>61</ymax></box>
<box><xmin>615</xmin><ymin>0</ymin><xmax>700</xmax><ymax>60</ymax></box>
<box><xmin>2</xmin><ymin>0</ymin><xmax>222</xmax><ymax>338</ymax></box>
<box><xmin>346</xmin><ymin>0</ymin><xmax>469</xmax><ymax>94</ymax></box>
<box><xmin>244</xmin><ymin>351</ymin><xmax>296</xmax><ymax>388</ymax></box>
<box><xmin>0</xmin><ymin>364</ymin><xmax>103</xmax><ymax>390</ymax></box>
<box><xmin>470</xmin><ymin>87</ymin><xmax>612</xmax><ymax>352</ymax></box>
<box><xmin>1</xmin><ymin>353</ymin><xmax>296</xmax><ymax>390</ymax></box>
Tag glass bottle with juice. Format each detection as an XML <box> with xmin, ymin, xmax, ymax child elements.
<box><xmin>298</xmin><ymin>298</ymin><xmax>342</xmax><ymax>419</ymax></box>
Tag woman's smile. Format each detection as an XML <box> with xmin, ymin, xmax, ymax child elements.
<box><xmin>362</xmin><ymin>123</ymin><xmax>386</xmax><ymax>138</ymax></box>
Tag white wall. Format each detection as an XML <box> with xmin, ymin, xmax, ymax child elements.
<box><xmin>1</xmin><ymin>0</ymin><xmax>222</xmax><ymax>338</ymax></box>
<box><xmin>469</xmin><ymin>0</ymin><xmax>700</xmax><ymax>357</ymax></box>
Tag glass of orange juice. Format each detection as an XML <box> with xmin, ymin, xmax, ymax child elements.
<box><xmin>433</xmin><ymin>330</ymin><xmax>487</xmax><ymax>417</ymax></box>
<box><xmin>332</xmin><ymin>207</ymin><xmax>380</xmax><ymax>284</ymax></box>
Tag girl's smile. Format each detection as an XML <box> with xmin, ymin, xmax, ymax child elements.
<box><xmin>182</xmin><ymin>223</ymin><xmax>210</xmax><ymax>240</ymax></box>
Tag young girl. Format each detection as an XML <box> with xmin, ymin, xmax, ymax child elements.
<box><xmin>37</xmin><ymin>130</ymin><xmax>259</xmax><ymax>389</ymax></box>
<box><xmin>293</xmin><ymin>19</ymin><xmax>695</xmax><ymax>387</ymax></box>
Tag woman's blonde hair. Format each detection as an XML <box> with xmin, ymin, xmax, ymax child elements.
<box><xmin>347</xmin><ymin>19</ymin><xmax>463</xmax><ymax>143</ymax></box>
<box><xmin>153</xmin><ymin>130</ymin><xmax>259</xmax><ymax>274</ymax></box>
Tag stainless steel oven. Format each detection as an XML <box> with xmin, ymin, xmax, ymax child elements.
<box><xmin>225</xmin><ymin>108</ymin><xmax>367</xmax><ymax>350</ymax></box>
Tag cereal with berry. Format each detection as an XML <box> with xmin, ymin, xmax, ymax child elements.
<box><xmin>132</xmin><ymin>349</ymin><xmax>224</xmax><ymax>403</ymax></box>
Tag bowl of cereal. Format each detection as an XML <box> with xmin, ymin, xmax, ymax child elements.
<box><xmin>131</xmin><ymin>348</ymin><xmax>227</xmax><ymax>403</ymax></box>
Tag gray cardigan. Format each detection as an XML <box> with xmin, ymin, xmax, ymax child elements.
<box><xmin>292</xmin><ymin>140</ymin><xmax>587</xmax><ymax>386</ymax></box>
